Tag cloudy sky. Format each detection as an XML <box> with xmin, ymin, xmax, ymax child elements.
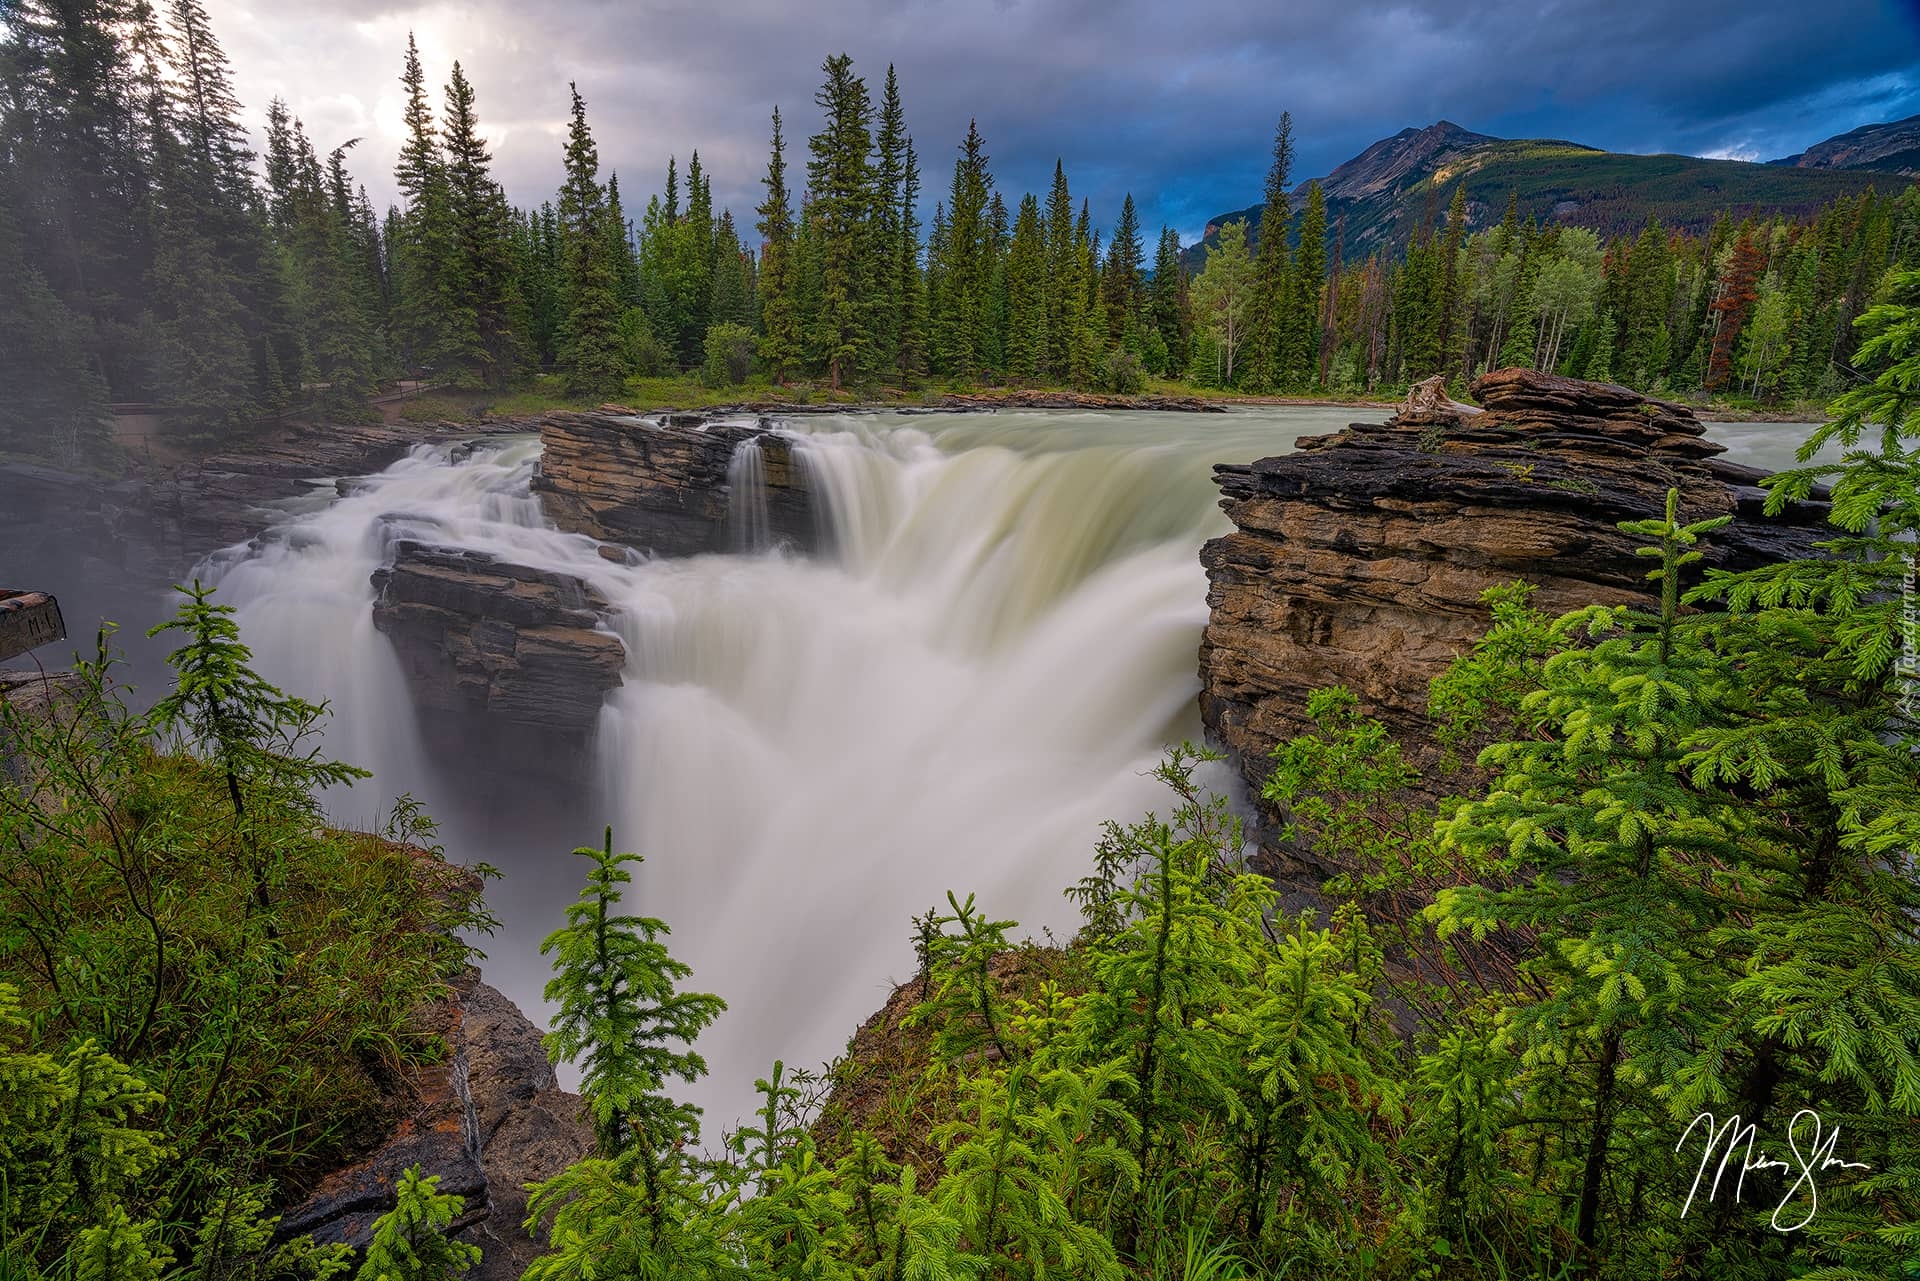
<box><xmin>203</xmin><ymin>0</ymin><xmax>1920</xmax><ymax>242</ymax></box>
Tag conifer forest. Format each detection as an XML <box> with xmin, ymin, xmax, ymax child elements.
<box><xmin>3</xmin><ymin>2</ymin><xmax>1920</xmax><ymax>1280</ymax></box>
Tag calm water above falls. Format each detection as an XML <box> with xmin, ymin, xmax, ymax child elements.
<box><xmin>199</xmin><ymin>406</ymin><xmax>1825</xmax><ymax>1132</ymax></box>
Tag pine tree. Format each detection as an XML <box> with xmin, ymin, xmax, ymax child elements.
<box><xmin>554</xmin><ymin>84</ymin><xmax>624</xmax><ymax>398</ymax></box>
<box><xmin>805</xmin><ymin>54</ymin><xmax>874</xmax><ymax>389</ymax></box>
<box><xmin>1285</xmin><ymin>181</ymin><xmax>1329</xmax><ymax>389</ymax></box>
<box><xmin>1004</xmin><ymin>193</ymin><xmax>1047</xmax><ymax>381</ymax></box>
<box><xmin>1246</xmin><ymin>113</ymin><xmax>1294</xmax><ymax>391</ymax></box>
<box><xmin>539</xmin><ymin>828</ymin><xmax>726</xmax><ymax>1229</ymax></box>
<box><xmin>438</xmin><ymin>61</ymin><xmax>523</xmax><ymax>388</ymax></box>
<box><xmin>755</xmin><ymin>106</ymin><xmax>801</xmax><ymax>384</ymax></box>
<box><xmin>1102</xmin><ymin>194</ymin><xmax>1145</xmax><ymax>348</ymax></box>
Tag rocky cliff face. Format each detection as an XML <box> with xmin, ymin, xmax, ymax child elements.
<box><xmin>534</xmin><ymin>410</ymin><xmax>814</xmax><ymax>556</ymax></box>
<box><xmin>370</xmin><ymin>542</ymin><xmax>625</xmax><ymax>786</ymax></box>
<box><xmin>277</xmin><ymin>970</ymin><xmax>592</xmax><ymax>1281</ymax></box>
<box><xmin>1198</xmin><ymin>368</ymin><xmax>1828</xmax><ymax>877</ymax></box>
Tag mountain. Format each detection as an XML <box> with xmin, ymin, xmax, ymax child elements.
<box><xmin>1769</xmin><ymin>113</ymin><xmax>1920</xmax><ymax>175</ymax></box>
<box><xmin>1189</xmin><ymin>120</ymin><xmax>1900</xmax><ymax>269</ymax></box>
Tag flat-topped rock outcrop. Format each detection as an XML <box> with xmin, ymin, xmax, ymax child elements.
<box><xmin>533</xmin><ymin>411</ymin><xmax>814</xmax><ymax>556</ymax></box>
<box><xmin>371</xmin><ymin>541</ymin><xmax>624</xmax><ymax>785</ymax></box>
<box><xmin>1198</xmin><ymin>367</ymin><xmax>1829</xmax><ymax>877</ymax></box>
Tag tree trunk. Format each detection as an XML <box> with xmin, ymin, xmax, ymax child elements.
<box><xmin>1575</xmin><ymin>1031</ymin><xmax>1622</xmax><ymax>1264</ymax></box>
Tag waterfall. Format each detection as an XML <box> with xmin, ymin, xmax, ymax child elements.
<box><xmin>725</xmin><ymin>436</ymin><xmax>772</xmax><ymax>553</ymax></box>
<box><xmin>204</xmin><ymin>406</ymin><xmax>1391</xmax><ymax>1129</ymax></box>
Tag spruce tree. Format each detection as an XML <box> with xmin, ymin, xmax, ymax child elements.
<box><xmin>870</xmin><ymin>64</ymin><xmax>908</xmax><ymax>381</ymax></box>
<box><xmin>538</xmin><ymin>828</ymin><xmax>725</xmax><ymax>1226</ymax></box>
<box><xmin>391</xmin><ymin>32</ymin><xmax>451</xmax><ymax>374</ymax></box>
<box><xmin>895</xmin><ymin>137</ymin><xmax>926</xmax><ymax>380</ymax></box>
<box><xmin>1005</xmin><ymin>193</ymin><xmax>1047</xmax><ymax>381</ymax></box>
<box><xmin>1043</xmin><ymin>160</ymin><xmax>1076</xmax><ymax>379</ymax></box>
<box><xmin>554</xmin><ymin>84</ymin><xmax>624</xmax><ymax>397</ymax></box>
<box><xmin>707</xmin><ymin>210</ymin><xmax>751</xmax><ymax>330</ymax></box>
<box><xmin>438</xmin><ymin>61</ymin><xmax>523</xmax><ymax>389</ymax></box>
<box><xmin>1101</xmin><ymin>194</ymin><xmax>1146</xmax><ymax>348</ymax></box>
<box><xmin>1285</xmin><ymin>181</ymin><xmax>1329</xmax><ymax>389</ymax></box>
<box><xmin>935</xmin><ymin>120</ymin><xmax>995</xmax><ymax>380</ymax></box>
<box><xmin>1149</xmin><ymin>226</ymin><xmax>1190</xmax><ymax>376</ymax></box>
<box><xmin>805</xmin><ymin>54</ymin><xmax>874</xmax><ymax>389</ymax></box>
<box><xmin>355</xmin><ymin>1166</ymin><xmax>481</xmax><ymax>1281</ymax></box>
<box><xmin>755</xmin><ymin>106</ymin><xmax>802</xmax><ymax>383</ymax></box>
<box><xmin>1246</xmin><ymin>113</ymin><xmax>1294</xmax><ymax>392</ymax></box>
<box><xmin>1430</xmin><ymin>183</ymin><xmax>1469</xmax><ymax>380</ymax></box>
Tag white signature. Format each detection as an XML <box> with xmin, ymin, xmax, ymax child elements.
<box><xmin>1676</xmin><ymin>1109</ymin><xmax>1873</xmax><ymax>1231</ymax></box>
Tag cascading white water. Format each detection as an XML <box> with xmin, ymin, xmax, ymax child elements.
<box><xmin>725</xmin><ymin>437</ymin><xmax>772</xmax><ymax>553</ymax></box>
<box><xmin>205</xmin><ymin>407</ymin><xmax>1355</xmax><ymax>1128</ymax></box>
<box><xmin>209</xmin><ymin>404</ymin><xmax>1849</xmax><ymax>1133</ymax></box>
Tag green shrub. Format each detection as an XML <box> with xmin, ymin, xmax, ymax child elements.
<box><xmin>617</xmin><ymin>308</ymin><xmax>671</xmax><ymax>378</ymax></box>
<box><xmin>0</xmin><ymin>590</ymin><xmax>494</xmax><ymax>1276</ymax></box>
<box><xmin>1097</xmin><ymin>346</ymin><xmax>1145</xmax><ymax>396</ymax></box>
<box><xmin>700</xmin><ymin>323</ymin><xmax>755</xmax><ymax>388</ymax></box>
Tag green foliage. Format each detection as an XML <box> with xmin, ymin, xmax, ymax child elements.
<box><xmin>539</xmin><ymin>827</ymin><xmax>726</xmax><ymax>1167</ymax></box>
<box><xmin>699</xmin><ymin>322</ymin><xmax>755</xmax><ymax>388</ymax></box>
<box><xmin>1097</xmin><ymin>347</ymin><xmax>1145</xmax><ymax>395</ymax></box>
<box><xmin>1190</xmin><ymin>221</ymin><xmax>1255</xmax><ymax>387</ymax></box>
<box><xmin>0</xmin><ymin>589</ymin><xmax>492</xmax><ymax>1278</ymax></box>
<box><xmin>355</xmin><ymin>1165</ymin><xmax>481</xmax><ymax>1281</ymax></box>
<box><xmin>554</xmin><ymin>85</ymin><xmax>627</xmax><ymax>398</ymax></box>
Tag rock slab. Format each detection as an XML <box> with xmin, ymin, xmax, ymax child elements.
<box><xmin>370</xmin><ymin>542</ymin><xmax>625</xmax><ymax>785</ymax></box>
<box><xmin>532</xmin><ymin>410</ymin><xmax>815</xmax><ymax>556</ymax></box>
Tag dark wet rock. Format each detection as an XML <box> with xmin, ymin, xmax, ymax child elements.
<box><xmin>277</xmin><ymin>972</ymin><xmax>593</xmax><ymax>1281</ymax></box>
<box><xmin>371</xmin><ymin>542</ymin><xmax>624</xmax><ymax>787</ymax></box>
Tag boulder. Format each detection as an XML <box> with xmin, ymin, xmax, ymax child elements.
<box><xmin>1197</xmin><ymin>366</ymin><xmax>1829</xmax><ymax>880</ymax></box>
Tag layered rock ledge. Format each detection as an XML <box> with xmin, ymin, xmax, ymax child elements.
<box><xmin>533</xmin><ymin>410</ymin><xmax>814</xmax><ymax>556</ymax></box>
<box><xmin>1198</xmin><ymin>367</ymin><xmax>1828</xmax><ymax>877</ymax></box>
<box><xmin>371</xmin><ymin>541</ymin><xmax>624</xmax><ymax>785</ymax></box>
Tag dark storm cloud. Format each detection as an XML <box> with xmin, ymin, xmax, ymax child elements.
<box><xmin>207</xmin><ymin>0</ymin><xmax>1920</xmax><ymax>243</ymax></box>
